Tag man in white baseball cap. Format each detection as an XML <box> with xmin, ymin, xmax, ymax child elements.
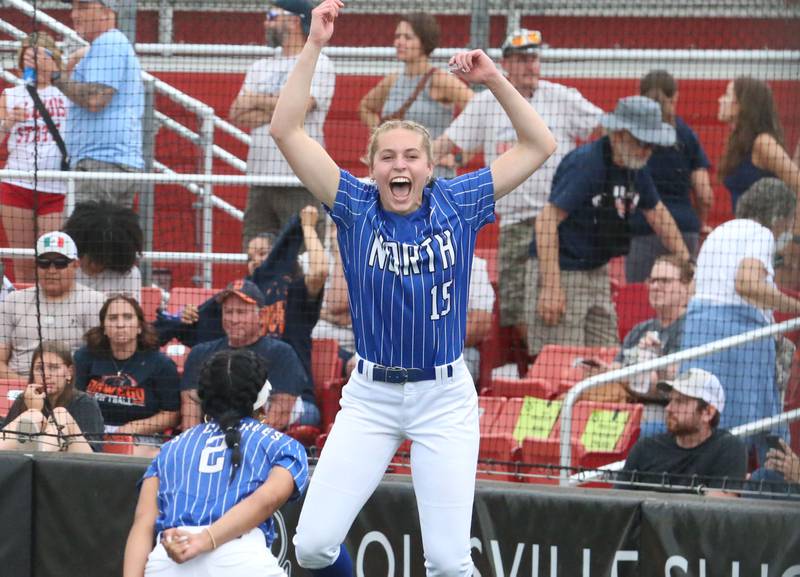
<box><xmin>617</xmin><ymin>368</ymin><xmax>747</xmax><ymax>496</ymax></box>
<box><xmin>0</xmin><ymin>231</ymin><xmax>105</xmax><ymax>379</ymax></box>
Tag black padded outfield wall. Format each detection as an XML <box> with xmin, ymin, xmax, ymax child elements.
<box><xmin>1</xmin><ymin>452</ymin><xmax>798</xmax><ymax>577</ymax></box>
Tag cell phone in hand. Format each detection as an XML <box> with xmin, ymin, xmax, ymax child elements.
<box><xmin>766</xmin><ymin>435</ymin><xmax>785</xmax><ymax>453</ymax></box>
<box><xmin>576</xmin><ymin>358</ymin><xmax>602</xmax><ymax>369</ymax></box>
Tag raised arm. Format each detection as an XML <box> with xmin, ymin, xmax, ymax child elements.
<box><xmin>448</xmin><ymin>50</ymin><xmax>556</xmax><ymax>200</ymax></box>
<box><xmin>270</xmin><ymin>0</ymin><xmax>344</xmax><ymax>208</ymax></box>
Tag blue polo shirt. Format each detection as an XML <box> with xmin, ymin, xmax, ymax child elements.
<box><xmin>530</xmin><ymin>137</ymin><xmax>660</xmax><ymax>271</ymax></box>
<box><xmin>629</xmin><ymin>117</ymin><xmax>710</xmax><ymax>235</ymax></box>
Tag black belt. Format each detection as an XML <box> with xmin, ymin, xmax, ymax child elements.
<box><xmin>358</xmin><ymin>360</ymin><xmax>453</xmax><ymax>384</ymax></box>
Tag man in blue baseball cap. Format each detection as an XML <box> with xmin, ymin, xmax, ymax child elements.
<box><xmin>230</xmin><ymin>0</ymin><xmax>334</xmax><ymax>249</ymax></box>
<box><xmin>527</xmin><ymin>95</ymin><xmax>689</xmax><ymax>357</ymax></box>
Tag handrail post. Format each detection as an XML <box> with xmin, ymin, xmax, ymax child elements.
<box><xmin>199</xmin><ymin>112</ymin><xmax>215</xmax><ymax>289</ymax></box>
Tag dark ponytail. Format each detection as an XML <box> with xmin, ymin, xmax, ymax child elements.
<box><xmin>198</xmin><ymin>349</ymin><xmax>267</xmax><ymax>484</ymax></box>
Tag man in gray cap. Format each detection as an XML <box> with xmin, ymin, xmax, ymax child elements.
<box><xmin>230</xmin><ymin>0</ymin><xmax>334</xmax><ymax>247</ymax></box>
<box><xmin>617</xmin><ymin>368</ymin><xmax>747</xmax><ymax>496</ymax></box>
<box><xmin>55</xmin><ymin>1</ymin><xmax>144</xmax><ymax>208</ymax></box>
<box><xmin>526</xmin><ymin>95</ymin><xmax>689</xmax><ymax>356</ymax></box>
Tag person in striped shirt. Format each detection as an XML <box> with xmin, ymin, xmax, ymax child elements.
<box><xmin>123</xmin><ymin>348</ymin><xmax>308</xmax><ymax>577</ymax></box>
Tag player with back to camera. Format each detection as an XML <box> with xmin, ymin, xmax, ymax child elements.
<box><xmin>269</xmin><ymin>2</ymin><xmax>556</xmax><ymax>575</ymax></box>
<box><xmin>123</xmin><ymin>349</ymin><xmax>309</xmax><ymax>577</ymax></box>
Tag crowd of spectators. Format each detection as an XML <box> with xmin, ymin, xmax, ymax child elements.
<box><xmin>1</xmin><ymin>3</ymin><xmax>800</xmax><ymax>500</ymax></box>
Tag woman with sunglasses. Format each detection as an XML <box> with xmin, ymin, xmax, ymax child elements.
<box><xmin>271</xmin><ymin>2</ymin><xmax>555</xmax><ymax>575</ymax></box>
<box><xmin>74</xmin><ymin>294</ymin><xmax>180</xmax><ymax>457</ymax></box>
<box><xmin>1</xmin><ymin>341</ymin><xmax>103</xmax><ymax>452</ymax></box>
<box><xmin>358</xmin><ymin>13</ymin><xmax>473</xmax><ymax>178</ymax></box>
<box><xmin>123</xmin><ymin>349</ymin><xmax>308</xmax><ymax>577</ymax></box>
<box><xmin>0</xmin><ymin>32</ymin><xmax>68</xmax><ymax>284</ymax></box>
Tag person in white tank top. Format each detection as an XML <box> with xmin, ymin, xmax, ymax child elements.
<box><xmin>0</xmin><ymin>32</ymin><xmax>68</xmax><ymax>284</ymax></box>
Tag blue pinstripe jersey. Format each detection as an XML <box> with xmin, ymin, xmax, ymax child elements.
<box><xmin>143</xmin><ymin>417</ymin><xmax>308</xmax><ymax>545</ymax></box>
<box><xmin>328</xmin><ymin>167</ymin><xmax>495</xmax><ymax>368</ymax></box>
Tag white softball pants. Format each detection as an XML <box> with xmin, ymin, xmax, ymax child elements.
<box><xmin>145</xmin><ymin>526</ymin><xmax>285</xmax><ymax>577</ymax></box>
<box><xmin>294</xmin><ymin>356</ymin><xmax>479</xmax><ymax>577</ymax></box>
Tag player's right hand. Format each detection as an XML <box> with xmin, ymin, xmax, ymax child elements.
<box><xmin>537</xmin><ymin>284</ymin><xmax>566</xmax><ymax>326</ymax></box>
<box><xmin>309</xmin><ymin>0</ymin><xmax>344</xmax><ymax>48</ymax></box>
<box><xmin>23</xmin><ymin>383</ymin><xmax>46</xmax><ymax>411</ymax></box>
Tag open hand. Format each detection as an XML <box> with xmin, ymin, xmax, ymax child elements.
<box><xmin>765</xmin><ymin>438</ymin><xmax>800</xmax><ymax>484</ymax></box>
<box><xmin>308</xmin><ymin>0</ymin><xmax>344</xmax><ymax>48</ymax></box>
<box><xmin>447</xmin><ymin>50</ymin><xmax>501</xmax><ymax>85</ymax></box>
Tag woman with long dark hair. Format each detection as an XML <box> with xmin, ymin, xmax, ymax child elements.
<box><xmin>0</xmin><ymin>341</ymin><xmax>102</xmax><ymax>452</ymax></box>
<box><xmin>625</xmin><ymin>69</ymin><xmax>714</xmax><ymax>282</ymax></box>
<box><xmin>123</xmin><ymin>349</ymin><xmax>308</xmax><ymax>577</ymax></box>
<box><xmin>718</xmin><ymin>76</ymin><xmax>800</xmax><ymax>211</ymax></box>
<box><xmin>74</xmin><ymin>294</ymin><xmax>180</xmax><ymax>456</ymax></box>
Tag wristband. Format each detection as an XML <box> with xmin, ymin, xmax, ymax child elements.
<box><xmin>205</xmin><ymin>527</ymin><xmax>217</xmax><ymax>550</ymax></box>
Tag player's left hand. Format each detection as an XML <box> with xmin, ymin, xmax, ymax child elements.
<box><xmin>447</xmin><ymin>50</ymin><xmax>501</xmax><ymax>85</ymax></box>
<box><xmin>160</xmin><ymin>528</ymin><xmax>214</xmax><ymax>563</ymax></box>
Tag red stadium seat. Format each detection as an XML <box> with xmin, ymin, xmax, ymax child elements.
<box><xmin>527</xmin><ymin>345</ymin><xmax>620</xmax><ymax>398</ymax></box>
<box><xmin>140</xmin><ymin>286</ymin><xmax>163</xmax><ymax>323</ymax></box>
<box><xmin>286</xmin><ymin>424</ymin><xmax>321</xmax><ymax>447</ymax></box>
<box><xmin>310</xmin><ymin>339</ymin><xmax>342</xmax><ymax>389</ymax></box>
<box><xmin>478</xmin><ymin>433</ymin><xmax>521</xmax><ymax>482</ymax></box>
<box><xmin>568</xmin><ymin>401</ymin><xmax>643</xmax><ymax>470</ymax></box>
<box><xmin>102</xmin><ymin>434</ymin><xmax>135</xmax><ymax>455</ymax></box>
<box><xmin>613</xmin><ymin>282</ymin><xmax>655</xmax><ymax>342</ymax></box>
<box><xmin>0</xmin><ymin>378</ymin><xmax>25</xmax><ymax>419</ymax></box>
<box><xmin>167</xmin><ymin>287</ymin><xmax>218</xmax><ymax>314</ymax></box>
<box><xmin>477</xmin><ymin>303</ymin><xmax>529</xmax><ymax>393</ymax></box>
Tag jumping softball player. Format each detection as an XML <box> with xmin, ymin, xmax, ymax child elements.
<box><xmin>122</xmin><ymin>349</ymin><xmax>308</xmax><ymax>577</ymax></box>
<box><xmin>271</xmin><ymin>1</ymin><xmax>556</xmax><ymax>575</ymax></box>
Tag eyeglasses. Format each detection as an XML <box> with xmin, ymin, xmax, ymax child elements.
<box><xmin>35</xmin><ymin>256</ymin><xmax>72</xmax><ymax>270</ymax></box>
<box><xmin>647</xmin><ymin>276</ymin><xmax>680</xmax><ymax>286</ymax></box>
<box><xmin>508</xmin><ymin>30</ymin><xmax>542</xmax><ymax>48</ymax></box>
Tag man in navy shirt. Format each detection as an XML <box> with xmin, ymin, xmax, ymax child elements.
<box><xmin>527</xmin><ymin>95</ymin><xmax>689</xmax><ymax>356</ymax></box>
<box><xmin>179</xmin><ymin>279</ymin><xmax>318</xmax><ymax>432</ymax></box>
<box><xmin>616</xmin><ymin>368</ymin><xmax>747</xmax><ymax>496</ymax></box>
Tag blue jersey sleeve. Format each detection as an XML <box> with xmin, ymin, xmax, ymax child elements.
<box><xmin>328</xmin><ymin>170</ymin><xmax>376</xmax><ymax>231</ymax></box>
<box><xmin>75</xmin><ymin>30</ymin><xmax>133</xmax><ymax>92</ymax></box>
<box><xmin>439</xmin><ymin>167</ymin><xmax>496</xmax><ymax>232</ymax></box>
<box><xmin>266</xmin><ymin>432</ymin><xmax>309</xmax><ymax>501</ymax></box>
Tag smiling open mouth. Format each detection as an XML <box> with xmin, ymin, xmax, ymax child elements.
<box><xmin>389</xmin><ymin>176</ymin><xmax>412</xmax><ymax>199</ymax></box>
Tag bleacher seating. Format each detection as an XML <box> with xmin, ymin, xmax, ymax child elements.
<box><xmin>167</xmin><ymin>287</ymin><xmax>219</xmax><ymax>314</ymax></box>
<box><xmin>140</xmin><ymin>286</ymin><xmax>163</xmax><ymax>323</ymax></box>
<box><xmin>0</xmin><ymin>378</ymin><xmax>25</xmax><ymax>420</ymax></box>
<box><xmin>526</xmin><ymin>345</ymin><xmax>621</xmax><ymax>399</ymax></box>
<box><xmin>612</xmin><ymin>283</ymin><xmax>654</xmax><ymax>342</ymax></box>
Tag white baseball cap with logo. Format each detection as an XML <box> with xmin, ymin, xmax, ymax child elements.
<box><xmin>36</xmin><ymin>231</ymin><xmax>78</xmax><ymax>260</ymax></box>
<box><xmin>657</xmin><ymin>368</ymin><xmax>725</xmax><ymax>414</ymax></box>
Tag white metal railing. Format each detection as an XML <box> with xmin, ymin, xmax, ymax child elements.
<box><xmin>559</xmin><ymin>316</ymin><xmax>800</xmax><ymax>485</ymax></box>
<box><xmin>0</xmin><ymin>247</ymin><xmax>247</xmax><ymax>264</ymax></box>
<box><xmin>0</xmin><ymin>168</ymin><xmax>303</xmax><ymax>187</ymax></box>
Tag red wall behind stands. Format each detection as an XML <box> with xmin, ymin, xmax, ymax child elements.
<box><xmin>1</xmin><ymin>9</ymin><xmax>799</xmax><ymax>287</ymax></box>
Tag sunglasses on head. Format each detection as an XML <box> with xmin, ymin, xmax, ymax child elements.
<box><xmin>36</xmin><ymin>256</ymin><xmax>72</xmax><ymax>270</ymax></box>
<box><xmin>509</xmin><ymin>30</ymin><xmax>542</xmax><ymax>48</ymax></box>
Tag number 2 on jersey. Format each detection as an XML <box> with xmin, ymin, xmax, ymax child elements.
<box><xmin>199</xmin><ymin>435</ymin><xmax>226</xmax><ymax>473</ymax></box>
<box><xmin>430</xmin><ymin>280</ymin><xmax>452</xmax><ymax>320</ymax></box>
